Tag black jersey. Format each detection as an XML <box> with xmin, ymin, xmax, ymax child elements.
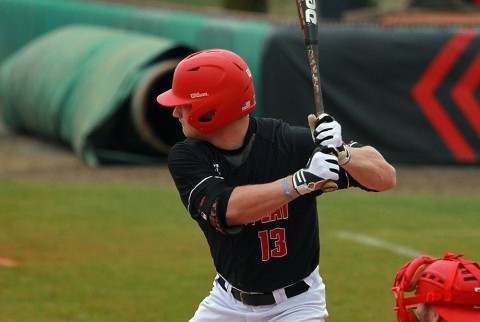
<box><xmin>168</xmin><ymin>117</ymin><xmax>362</xmax><ymax>292</ymax></box>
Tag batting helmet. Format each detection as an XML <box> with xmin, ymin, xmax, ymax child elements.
<box><xmin>156</xmin><ymin>48</ymin><xmax>256</xmax><ymax>133</ymax></box>
<box><xmin>392</xmin><ymin>253</ymin><xmax>480</xmax><ymax>322</ymax></box>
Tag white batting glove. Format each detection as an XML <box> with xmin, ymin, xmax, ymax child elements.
<box><xmin>310</xmin><ymin>113</ymin><xmax>351</xmax><ymax>166</ymax></box>
<box><xmin>293</xmin><ymin>146</ymin><xmax>339</xmax><ymax>195</ymax></box>
<box><xmin>313</xmin><ymin>113</ymin><xmax>343</xmax><ymax>148</ymax></box>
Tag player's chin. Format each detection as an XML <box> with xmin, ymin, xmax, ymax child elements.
<box><xmin>182</xmin><ymin>126</ymin><xmax>203</xmax><ymax>140</ymax></box>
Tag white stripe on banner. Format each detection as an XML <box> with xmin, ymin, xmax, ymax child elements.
<box><xmin>334</xmin><ymin>230</ymin><xmax>424</xmax><ymax>258</ymax></box>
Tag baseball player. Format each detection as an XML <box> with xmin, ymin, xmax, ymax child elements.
<box><xmin>157</xmin><ymin>48</ymin><xmax>396</xmax><ymax>321</ymax></box>
<box><xmin>392</xmin><ymin>253</ymin><xmax>480</xmax><ymax>322</ymax></box>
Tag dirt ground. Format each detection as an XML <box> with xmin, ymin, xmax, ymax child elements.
<box><xmin>0</xmin><ymin>121</ymin><xmax>174</xmax><ymax>186</ymax></box>
<box><xmin>1</xmin><ymin>120</ymin><xmax>479</xmax><ymax>195</ymax></box>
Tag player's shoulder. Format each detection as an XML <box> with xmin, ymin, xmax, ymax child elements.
<box><xmin>253</xmin><ymin>117</ymin><xmax>310</xmax><ymax>142</ymax></box>
<box><xmin>169</xmin><ymin>138</ymin><xmax>197</xmax><ymax>152</ymax></box>
<box><xmin>254</xmin><ymin>116</ymin><xmax>287</xmax><ymax>130</ymax></box>
<box><xmin>168</xmin><ymin>138</ymin><xmax>210</xmax><ymax>162</ymax></box>
<box><xmin>254</xmin><ymin>117</ymin><xmax>308</xmax><ymax>134</ymax></box>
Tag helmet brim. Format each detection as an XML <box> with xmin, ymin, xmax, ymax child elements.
<box><xmin>156</xmin><ymin>89</ymin><xmax>191</xmax><ymax>108</ymax></box>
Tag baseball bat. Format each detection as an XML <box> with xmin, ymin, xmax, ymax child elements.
<box><xmin>296</xmin><ymin>0</ymin><xmax>338</xmax><ymax>192</ymax></box>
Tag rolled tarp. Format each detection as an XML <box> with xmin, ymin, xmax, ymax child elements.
<box><xmin>0</xmin><ymin>24</ymin><xmax>193</xmax><ymax>166</ymax></box>
<box><xmin>0</xmin><ymin>0</ymin><xmax>272</xmax><ymax>118</ymax></box>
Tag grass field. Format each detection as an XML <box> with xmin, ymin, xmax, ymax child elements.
<box><xmin>1</xmin><ymin>181</ymin><xmax>478</xmax><ymax>321</ymax></box>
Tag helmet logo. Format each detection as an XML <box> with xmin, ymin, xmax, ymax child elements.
<box><xmin>246</xmin><ymin>68</ymin><xmax>252</xmax><ymax>78</ymax></box>
<box><xmin>242</xmin><ymin>100</ymin><xmax>252</xmax><ymax>111</ymax></box>
<box><xmin>190</xmin><ymin>92</ymin><xmax>209</xmax><ymax>99</ymax></box>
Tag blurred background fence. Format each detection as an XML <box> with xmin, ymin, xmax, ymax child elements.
<box><xmin>0</xmin><ymin>0</ymin><xmax>478</xmax><ymax>165</ymax></box>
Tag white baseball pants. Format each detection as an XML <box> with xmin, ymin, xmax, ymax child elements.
<box><xmin>189</xmin><ymin>266</ymin><xmax>328</xmax><ymax>322</ymax></box>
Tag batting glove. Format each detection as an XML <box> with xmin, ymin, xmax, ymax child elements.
<box><xmin>313</xmin><ymin>113</ymin><xmax>343</xmax><ymax>147</ymax></box>
<box><xmin>293</xmin><ymin>146</ymin><xmax>339</xmax><ymax>195</ymax></box>
<box><xmin>309</xmin><ymin>113</ymin><xmax>351</xmax><ymax>166</ymax></box>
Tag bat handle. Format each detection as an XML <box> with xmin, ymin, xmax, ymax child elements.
<box><xmin>321</xmin><ymin>180</ymin><xmax>338</xmax><ymax>193</ymax></box>
<box><xmin>307</xmin><ymin>114</ymin><xmax>339</xmax><ymax>193</ymax></box>
<box><xmin>308</xmin><ymin>113</ymin><xmax>317</xmax><ymax>135</ymax></box>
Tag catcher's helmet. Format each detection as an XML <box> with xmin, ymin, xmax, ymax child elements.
<box><xmin>156</xmin><ymin>48</ymin><xmax>256</xmax><ymax>133</ymax></box>
<box><xmin>392</xmin><ymin>253</ymin><xmax>480</xmax><ymax>322</ymax></box>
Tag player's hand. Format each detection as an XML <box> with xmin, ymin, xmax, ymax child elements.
<box><xmin>293</xmin><ymin>146</ymin><xmax>339</xmax><ymax>195</ymax></box>
<box><xmin>308</xmin><ymin>113</ymin><xmax>351</xmax><ymax>166</ymax></box>
<box><xmin>313</xmin><ymin>113</ymin><xmax>343</xmax><ymax>148</ymax></box>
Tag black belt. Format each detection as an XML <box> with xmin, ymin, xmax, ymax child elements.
<box><xmin>217</xmin><ymin>276</ymin><xmax>310</xmax><ymax>306</ymax></box>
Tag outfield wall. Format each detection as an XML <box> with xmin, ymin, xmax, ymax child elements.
<box><xmin>0</xmin><ymin>0</ymin><xmax>478</xmax><ymax>165</ymax></box>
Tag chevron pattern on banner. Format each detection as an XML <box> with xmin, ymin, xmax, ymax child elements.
<box><xmin>412</xmin><ymin>29</ymin><xmax>479</xmax><ymax>163</ymax></box>
<box><xmin>452</xmin><ymin>54</ymin><xmax>480</xmax><ymax>138</ymax></box>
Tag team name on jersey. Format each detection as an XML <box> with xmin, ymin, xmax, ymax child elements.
<box><xmin>261</xmin><ymin>204</ymin><xmax>289</xmax><ymax>224</ymax></box>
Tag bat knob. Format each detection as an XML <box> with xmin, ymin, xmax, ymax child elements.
<box><xmin>321</xmin><ymin>180</ymin><xmax>338</xmax><ymax>193</ymax></box>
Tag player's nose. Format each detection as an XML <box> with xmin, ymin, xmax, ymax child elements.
<box><xmin>172</xmin><ymin>106</ymin><xmax>182</xmax><ymax>118</ymax></box>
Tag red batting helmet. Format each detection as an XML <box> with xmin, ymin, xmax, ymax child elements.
<box><xmin>156</xmin><ymin>48</ymin><xmax>256</xmax><ymax>133</ymax></box>
<box><xmin>392</xmin><ymin>253</ymin><xmax>480</xmax><ymax>322</ymax></box>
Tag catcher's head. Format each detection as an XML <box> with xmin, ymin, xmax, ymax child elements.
<box><xmin>392</xmin><ymin>253</ymin><xmax>480</xmax><ymax>322</ymax></box>
<box><xmin>156</xmin><ymin>48</ymin><xmax>256</xmax><ymax>133</ymax></box>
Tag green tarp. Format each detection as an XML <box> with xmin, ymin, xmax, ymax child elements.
<box><xmin>0</xmin><ymin>25</ymin><xmax>193</xmax><ymax>165</ymax></box>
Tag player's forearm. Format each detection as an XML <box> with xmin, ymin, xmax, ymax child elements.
<box><xmin>225</xmin><ymin>176</ymin><xmax>298</xmax><ymax>226</ymax></box>
<box><xmin>343</xmin><ymin>146</ymin><xmax>396</xmax><ymax>191</ymax></box>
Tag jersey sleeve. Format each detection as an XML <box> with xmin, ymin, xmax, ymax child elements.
<box><xmin>167</xmin><ymin>141</ymin><xmax>242</xmax><ymax>235</ymax></box>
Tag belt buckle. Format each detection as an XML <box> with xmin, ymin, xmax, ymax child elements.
<box><xmin>239</xmin><ymin>291</ymin><xmax>248</xmax><ymax>304</ymax></box>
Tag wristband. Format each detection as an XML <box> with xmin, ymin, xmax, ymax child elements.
<box><xmin>282</xmin><ymin>177</ymin><xmax>294</xmax><ymax>201</ymax></box>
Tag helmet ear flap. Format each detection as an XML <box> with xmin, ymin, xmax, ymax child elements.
<box><xmin>392</xmin><ymin>255</ymin><xmax>435</xmax><ymax>322</ymax></box>
<box><xmin>405</xmin><ymin>263</ymin><xmax>429</xmax><ymax>292</ymax></box>
<box><xmin>395</xmin><ymin>255</ymin><xmax>435</xmax><ymax>292</ymax></box>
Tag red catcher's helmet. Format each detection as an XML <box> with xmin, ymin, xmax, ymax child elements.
<box><xmin>392</xmin><ymin>253</ymin><xmax>480</xmax><ymax>322</ymax></box>
<box><xmin>156</xmin><ymin>48</ymin><xmax>256</xmax><ymax>133</ymax></box>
